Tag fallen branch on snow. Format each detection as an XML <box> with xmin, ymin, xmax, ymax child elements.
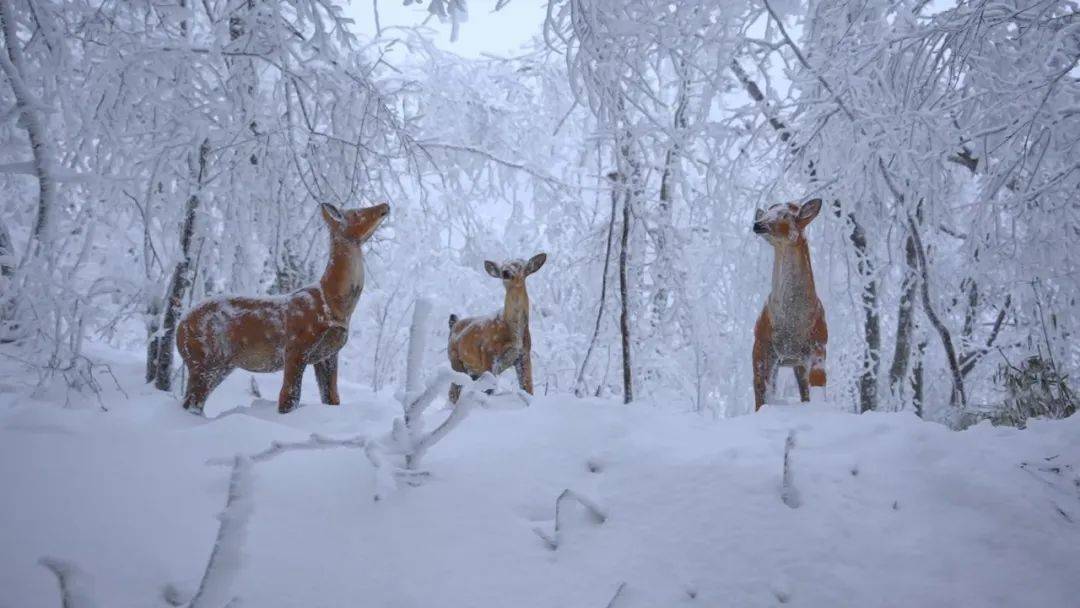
<box><xmin>187</xmin><ymin>455</ymin><xmax>252</xmax><ymax>608</ymax></box>
<box><xmin>207</xmin><ymin>433</ymin><xmax>368</xmax><ymax>466</ymax></box>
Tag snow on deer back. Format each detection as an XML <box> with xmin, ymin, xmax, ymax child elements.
<box><xmin>446</xmin><ymin>253</ymin><xmax>547</xmax><ymax>404</ymax></box>
<box><xmin>176</xmin><ymin>202</ymin><xmax>389</xmax><ymax>415</ymax></box>
<box><xmin>751</xmin><ymin>199</ymin><xmax>828</xmax><ymax>411</ymax></box>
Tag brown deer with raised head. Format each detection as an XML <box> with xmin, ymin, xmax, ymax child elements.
<box><xmin>176</xmin><ymin>202</ymin><xmax>389</xmax><ymax>414</ymax></box>
<box><xmin>752</xmin><ymin>198</ymin><xmax>828</xmax><ymax>411</ymax></box>
<box><xmin>447</xmin><ymin>253</ymin><xmax>547</xmax><ymax>404</ymax></box>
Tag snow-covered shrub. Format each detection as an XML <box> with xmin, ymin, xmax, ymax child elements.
<box><xmin>990</xmin><ymin>355</ymin><xmax>1076</xmax><ymax>429</ymax></box>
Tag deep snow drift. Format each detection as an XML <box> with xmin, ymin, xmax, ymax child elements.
<box><xmin>1</xmin><ymin>345</ymin><xmax>1078</xmax><ymax>607</ymax></box>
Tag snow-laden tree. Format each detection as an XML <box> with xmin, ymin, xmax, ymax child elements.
<box><xmin>543</xmin><ymin>0</ymin><xmax>779</xmax><ymax>409</ymax></box>
<box><xmin>2</xmin><ymin>0</ymin><xmax>1075</xmax><ymax>424</ymax></box>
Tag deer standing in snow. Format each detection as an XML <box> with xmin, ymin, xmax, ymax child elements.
<box><xmin>447</xmin><ymin>253</ymin><xmax>547</xmax><ymax>404</ymax></box>
<box><xmin>176</xmin><ymin>202</ymin><xmax>389</xmax><ymax>414</ymax></box>
<box><xmin>752</xmin><ymin>199</ymin><xmax>828</xmax><ymax>411</ymax></box>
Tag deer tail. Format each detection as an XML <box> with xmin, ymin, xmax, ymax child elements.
<box><xmin>448</xmin><ymin>314</ymin><xmax>458</xmax><ymax>331</ymax></box>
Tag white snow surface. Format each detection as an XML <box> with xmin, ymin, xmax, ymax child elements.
<box><xmin>2</xmin><ymin>345</ymin><xmax>1079</xmax><ymax>607</ymax></box>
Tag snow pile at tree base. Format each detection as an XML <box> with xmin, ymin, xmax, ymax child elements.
<box><xmin>1</xmin><ymin>347</ymin><xmax>1077</xmax><ymax>607</ymax></box>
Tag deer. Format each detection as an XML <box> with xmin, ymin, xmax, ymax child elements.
<box><xmin>447</xmin><ymin>253</ymin><xmax>547</xmax><ymax>405</ymax></box>
<box><xmin>751</xmin><ymin>198</ymin><xmax>828</xmax><ymax>412</ymax></box>
<box><xmin>176</xmin><ymin>202</ymin><xmax>389</xmax><ymax>415</ymax></box>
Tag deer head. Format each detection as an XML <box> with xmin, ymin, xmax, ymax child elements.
<box><xmin>752</xmin><ymin>199</ymin><xmax>822</xmax><ymax>245</ymax></box>
<box><xmin>484</xmin><ymin>253</ymin><xmax>547</xmax><ymax>288</ymax></box>
<box><xmin>320</xmin><ymin>202</ymin><xmax>390</xmax><ymax>243</ymax></box>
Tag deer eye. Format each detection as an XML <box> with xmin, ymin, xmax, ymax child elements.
<box><xmin>501</xmin><ymin>270</ymin><xmax>512</xmax><ymax>279</ymax></box>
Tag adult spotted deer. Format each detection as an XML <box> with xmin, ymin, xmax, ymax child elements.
<box><xmin>447</xmin><ymin>253</ymin><xmax>547</xmax><ymax>404</ymax></box>
<box><xmin>176</xmin><ymin>202</ymin><xmax>389</xmax><ymax>414</ymax></box>
<box><xmin>751</xmin><ymin>198</ymin><xmax>827</xmax><ymax>411</ymax></box>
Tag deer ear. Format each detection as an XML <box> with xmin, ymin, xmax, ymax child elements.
<box><xmin>754</xmin><ymin>208</ymin><xmax>765</xmax><ymax>222</ymax></box>
<box><xmin>526</xmin><ymin>253</ymin><xmax>547</xmax><ymax>274</ymax></box>
<box><xmin>320</xmin><ymin>203</ymin><xmax>344</xmax><ymax>226</ymax></box>
<box><xmin>484</xmin><ymin>261</ymin><xmax>501</xmax><ymax>278</ymax></box>
<box><xmin>798</xmin><ymin>199</ymin><xmax>822</xmax><ymax>224</ymax></box>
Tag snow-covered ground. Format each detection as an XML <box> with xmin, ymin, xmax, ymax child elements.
<box><xmin>2</xmin><ymin>345</ymin><xmax>1078</xmax><ymax>607</ymax></box>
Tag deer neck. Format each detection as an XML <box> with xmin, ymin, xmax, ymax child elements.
<box><xmin>767</xmin><ymin>237</ymin><xmax>817</xmax><ymax>321</ymax></box>
<box><xmin>319</xmin><ymin>236</ymin><xmax>364</xmax><ymax>324</ymax></box>
<box><xmin>501</xmin><ymin>283</ymin><xmax>530</xmax><ymax>345</ymax></box>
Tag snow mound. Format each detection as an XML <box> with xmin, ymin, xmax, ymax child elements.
<box><xmin>1</xmin><ymin>354</ymin><xmax>1078</xmax><ymax>607</ymax></box>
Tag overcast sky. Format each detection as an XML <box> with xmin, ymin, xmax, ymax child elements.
<box><xmin>345</xmin><ymin>0</ymin><xmax>548</xmax><ymax>58</ymax></box>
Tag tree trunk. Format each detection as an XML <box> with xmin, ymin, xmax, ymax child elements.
<box><xmin>887</xmin><ymin>231</ymin><xmax>918</xmax><ymax>400</ymax></box>
<box><xmin>145</xmin><ymin>295</ymin><xmax>163</xmax><ymax>383</ymax></box>
<box><xmin>848</xmin><ymin>214</ymin><xmax>880</xmax><ymax>413</ymax></box>
<box><xmin>0</xmin><ymin>217</ymin><xmax>15</xmax><ymax>343</ymax></box>
<box><xmin>153</xmin><ymin>138</ymin><xmax>210</xmax><ymax>391</ymax></box>
<box><xmin>618</xmin><ymin>171</ymin><xmax>634</xmax><ymax>404</ymax></box>
<box><xmin>912</xmin><ymin>339</ymin><xmax>927</xmax><ymax>418</ymax></box>
<box><xmin>1</xmin><ymin>2</ymin><xmax>56</xmax><ymax>259</ymax></box>
<box><xmin>0</xmin><ymin>217</ymin><xmax>13</xmax><ymax>278</ymax></box>
<box><xmin>651</xmin><ymin>62</ymin><xmax>689</xmax><ymax>331</ymax></box>
<box><xmin>574</xmin><ymin>171</ymin><xmax>620</xmax><ymax>397</ymax></box>
<box><xmin>907</xmin><ymin>216</ymin><xmax>966</xmax><ymax>408</ymax></box>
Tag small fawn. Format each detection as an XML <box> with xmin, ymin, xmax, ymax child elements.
<box><xmin>751</xmin><ymin>198</ymin><xmax>828</xmax><ymax>411</ymax></box>
<box><xmin>176</xmin><ymin>202</ymin><xmax>389</xmax><ymax>414</ymax></box>
<box><xmin>447</xmin><ymin>253</ymin><xmax>547</xmax><ymax>404</ymax></box>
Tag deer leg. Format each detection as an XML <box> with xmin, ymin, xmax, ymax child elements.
<box><xmin>183</xmin><ymin>367</ymin><xmax>210</xmax><ymax>413</ymax></box>
<box><xmin>514</xmin><ymin>354</ymin><xmax>534</xmax><ymax>395</ymax></box>
<box><xmin>278</xmin><ymin>352</ymin><xmax>306</xmax><ymax>414</ymax></box>
<box><xmin>752</xmin><ymin>343</ymin><xmax>775</xmax><ymax>412</ymax></box>
<box><xmin>314</xmin><ymin>355</ymin><xmax>340</xmax><ymax>405</ymax></box>
<box><xmin>767</xmin><ymin>361</ymin><xmax>780</xmax><ymax>402</ymax></box>
<box><xmin>752</xmin><ymin>310</ymin><xmax>776</xmax><ymax>412</ymax></box>
<box><xmin>183</xmin><ymin>365</ymin><xmax>231</xmax><ymax>414</ymax></box>
<box><xmin>753</xmin><ymin>357</ymin><xmax>772</xmax><ymax>412</ymax></box>
<box><xmin>448</xmin><ymin>383</ymin><xmax>462</xmax><ymax>405</ymax></box>
<box><xmin>794</xmin><ymin>365</ymin><xmax>811</xmax><ymax>402</ymax></box>
<box><xmin>810</xmin><ymin>345</ymin><xmax>827</xmax><ymax>390</ymax></box>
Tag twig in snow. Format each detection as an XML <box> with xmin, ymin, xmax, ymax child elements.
<box><xmin>188</xmin><ymin>455</ymin><xmax>252</xmax><ymax>608</ymax></box>
<box><xmin>161</xmin><ymin>583</ymin><xmax>188</xmax><ymax>606</ymax></box>
<box><xmin>39</xmin><ymin>557</ymin><xmax>98</xmax><ymax>608</ymax></box>
<box><xmin>533</xmin><ymin>488</ymin><xmax>608</xmax><ymax>550</ymax></box>
<box><xmin>781</xmin><ymin>431</ymin><xmax>800</xmax><ymax>509</ymax></box>
<box><xmin>605</xmin><ymin>581</ymin><xmax>627</xmax><ymax>608</ymax></box>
